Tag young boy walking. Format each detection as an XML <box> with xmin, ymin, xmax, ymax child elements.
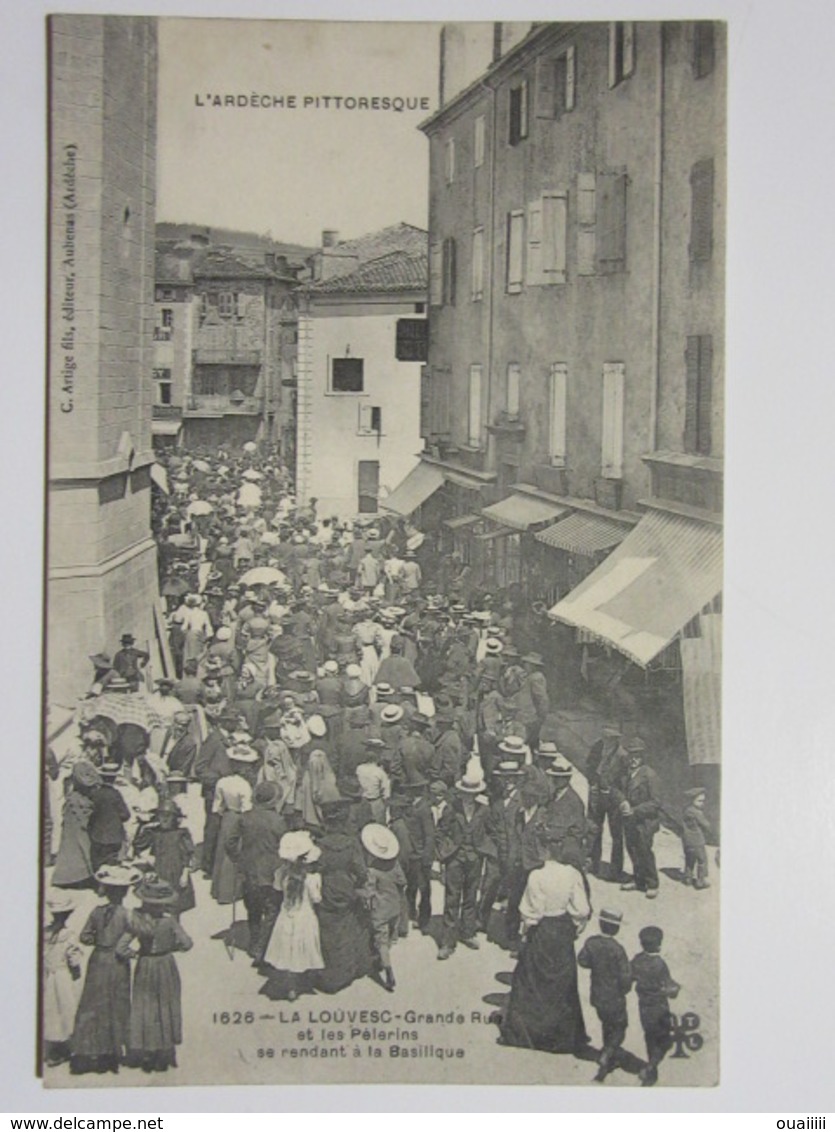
<box><xmin>631</xmin><ymin>925</ymin><xmax>680</xmax><ymax>1086</ymax></box>
<box><xmin>577</xmin><ymin>909</ymin><xmax>633</xmax><ymax>1081</ymax></box>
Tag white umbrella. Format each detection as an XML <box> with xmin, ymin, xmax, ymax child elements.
<box><xmin>237</xmin><ymin>482</ymin><xmax>262</xmax><ymax>510</ymax></box>
<box><xmin>192</xmin><ymin>459</ymin><xmax>211</xmax><ymax>473</ymax></box>
<box><xmin>242</xmin><ymin>468</ymin><xmax>264</xmax><ymax>481</ymax></box>
<box><xmin>242</xmin><ymin>441</ymin><xmax>257</xmax><ymax>453</ymax></box>
<box><xmin>150</xmin><ymin>463</ymin><xmax>170</xmax><ymax>495</ymax></box>
<box><xmin>407</xmin><ymin>532</ymin><xmax>425</xmax><ymax>550</ymax></box>
<box><xmin>260</xmin><ymin>530</ymin><xmax>281</xmax><ymax>546</ymax></box>
<box><xmin>239</xmin><ymin>566</ymin><xmax>288</xmax><ymax>586</ymax></box>
<box><xmin>186</xmin><ymin>499</ymin><xmax>214</xmax><ymax>517</ymax></box>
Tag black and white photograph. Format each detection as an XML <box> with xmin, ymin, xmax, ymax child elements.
<box><xmin>40</xmin><ymin>13</ymin><xmax>725</xmax><ymax>1090</ymax></box>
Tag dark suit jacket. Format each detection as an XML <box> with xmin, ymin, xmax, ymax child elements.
<box><xmin>578</xmin><ymin>934</ymin><xmax>632</xmax><ymax>1013</ymax></box>
<box><xmin>225</xmin><ymin>806</ymin><xmax>287</xmax><ymax>887</ymax></box>
<box><xmin>437</xmin><ymin>800</ymin><xmax>496</xmax><ymax>862</ymax></box>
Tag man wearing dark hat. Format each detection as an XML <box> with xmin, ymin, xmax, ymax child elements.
<box><xmin>619</xmin><ymin>739</ymin><xmax>662</xmax><ymax>898</ymax></box>
<box><xmin>400</xmin><ymin>772</ymin><xmax>435</xmax><ymax>932</ymax></box>
<box><xmin>479</xmin><ymin>761</ymin><xmax>524</xmax><ymax>933</ymax></box>
<box><xmin>226</xmin><ymin>781</ymin><xmax>288</xmax><ymax>962</ymax></box>
<box><xmin>586</xmin><ymin>723</ymin><xmax>630</xmax><ymax>881</ymax></box>
<box><xmin>513</xmin><ymin>653</ymin><xmax>550</xmax><ymax>749</ymax></box>
<box><xmin>193</xmin><ymin>714</ymin><xmax>234</xmax><ymax>875</ymax></box>
<box><xmin>399</xmin><ymin>713</ymin><xmax>435</xmax><ymax>786</ymax></box>
<box><xmin>505</xmin><ymin>767</ymin><xmax>550</xmax><ymax>948</ymax></box>
<box><xmin>87</xmin><ymin>765</ymin><xmax>131</xmax><ymax>870</ymax></box>
<box><xmin>112</xmin><ymin>633</ymin><xmax>149</xmax><ymax>692</ymax></box>
<box><xmin>542</xmin><ymin>754</ymin><xmax>588</xmax><ymax>871</ymax></box>
<box><xmin>432</xmin><ymin>710</ymin><xmax>464</xmax><ymax>786</ymax></box>
<box><xmin>436</xmin><ymin>765</ymin><xmax>495</xmax><ymax>960</ymax></box>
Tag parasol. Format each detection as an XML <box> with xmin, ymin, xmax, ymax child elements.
<box><xmin>242</xmin><ymin>441</ymin><xmax>257</xmax><ymax>453</ymax></box>
<box><xmin>186</xmin><ymin>500</ymin><xmax>214</xmax><ymax>517</ymax></box>
<box><xmin>241</xmin><ymin>468</ymin><xmax>264</xmax><ymax>481</ymax></box>
<box><xmin>192</xmin><ymin>459</ymin><xmax>211</xmax><ymax>473</ymax></box>
<box><xmin>407</xmin><ymin>532</ymin><xmax>425</xmax><ymax>551</ymax></box>
<box><xmin>77</xmin><ymin>692</ymin><xmax>166</xmax><ymax>732</ymax></box>
<box><xmin>239</xmin><ymin>566</ymin><xmax>288</xmax><ymax>587</ymax></box>
<box><xmin>259</xmin><ymin>530</ymin><xmax>281</xmax><ymax>546</ymax></box>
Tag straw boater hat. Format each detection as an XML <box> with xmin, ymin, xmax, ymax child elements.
<box><xmin>323</xmin><ymin>660</ymin><xmax>339</xmax><ymax>675</ymax></box>
<box><xmin>522</xmin><ymin>652</ymin><xmax>545</xmax><ymax>667</ymax></box>
<box><xmin>45</xmin><ymin>890</ymin><xmax>75</xmax><ymax>915</ymax></box>
<box><xmin>545</xmin><ymin>755</ymin><xmax>575</xmax><ymax>780</ymax></box>
<box><xmin>360</xmin><ymin>823</ymin><xmax>400</xmax><ymax>861</ymax></box>
<box><xmin>494</xmin><ymin>760</ymin><xmax>525</xmax><ymax>777</ymax></box>
<box><xmin>278</xmin><ymin>830</ymin><xmax>321</xmax><ymax>864</ymax></box>
<box><xmin>599</xmin><ymin>909</ymin><xmax>623</xmax><ymax>927</ymax></box>
<box><xmin>98</xmin><ymin>762</ymin><xmax>121</xmax><ymax>780</ymax></box>
<box><xmin>498</xmin><ymin>735</ymin><xmax>527</xmax><ymax>760</ymax></box>
<box><xmin>484</xmin><ymin>637</ymin><xmax>503</xmax><ymax>656</ymax></box>
<box><xmin>535</xmin><ymin>740</ymin><xmax>560</xmax><ymax>762</ymax></box>
<box><xmin>228</xmin><ymin>742</ymin><xmax>259</xmax><ymax>763</ymax></box>
<box><xmin>380</xmin><ymin>704</ymin><xmax>404</xmax><ymax>725</ymax></box>
<box><xmin>374</xmin><ymin>683</ymin><xmax>395</xmax><ymax>699</ymax></box>
<box><xmin>455</xmin><ymin>757</ymin><xmax>487</xmax><ymax>795</ymax></box>
<box><xmin>95</xmin><ymin>863</ymin><xmax>142</xmax><ymax>888</ymax></box>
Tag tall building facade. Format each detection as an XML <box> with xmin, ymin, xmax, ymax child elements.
<box><xmin>47</xmin><ymin>15</ymin><xmax>160</xmax><ymax>706</ymax></box>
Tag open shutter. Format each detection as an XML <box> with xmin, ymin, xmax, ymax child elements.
<box><xmin>690</xmin><ymin>158</ymin><xmax>715</xmax><ymax>262</ymax></box>
<box><xmin>601</xmin><ymin>363</ymin><xmax>625</xmax><ymax>477</ymax></box>
<box><xmin>596</xmin><ymin>172</ymin><xmax>627</xmax><ymax>273</ymax></box>
<box><xmin>471</xmin><ymin>228</ymin><xmax>484</xmax><ymax>300</ymax></box>
<box><xmin>535</xmin><ymin>54</ymin><xmax>556</xmax><ymax>118</ymax></box>
<box><xmin>623</xmin><ymin>23</ymin><xmax>635</xmax><ymax>77</ymax></box>
<box><xmin>548</xmin><ymin>363</ymin><xmax>568</xmax><ymax>462</ymax></box>
<box><xmin>577</xmin><ymin>172</ymin><xmax>596</xmax><ymax>275</ymax></box>
<box><xmin>542</xmin><ymin>192</ymin><xmax>567</xmax><ymax>283</ymax></box>
<box><xmin>507</xmin><ymin>210</ymin><xmax>525</xmax><ymax>293</ymax></box>
<box><xmin>608</xmin><ymin>22</ymin><xmax>618</xmax><ymax>88</ymax></box>
<box><xmin>468</xmin><ymin>364</ymin><xmax>483</xmax><ymax>447</ymax></box>
<box><xmin>565</xmin><ymin>46</ymin><xmax>576</xmax><ymax>110</ymax></box>
<box><xmin>506</xmin><ymin>363</ymin><xmax>521</xmax><ymax>418</ymax></box>
<box><xmin>420</xmin><ymin>365</ymin><xmax>431</xmax><ymax>438</ymax></box>
<box><xmin>429</xmin><ymin>242</ymin><xmax>442</xmax><ymax>305</ymax></box>
<box><xmin>696</xmin><ymin>335</ymin><xmax>713</xmax><ymax>455</ymax></box>
<box><xmin>526</xmin><ymin>199</ymin><xmax>543</xmax><ymax>285</ymax></box>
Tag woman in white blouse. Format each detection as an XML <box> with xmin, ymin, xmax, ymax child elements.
<box><xmin>498</xmin><ymin>832</ymin><xmax>592</xmax><ymax>1055</ymax></box>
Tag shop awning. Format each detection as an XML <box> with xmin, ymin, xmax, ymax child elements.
<box><xmin>535</xmin><ymin>512</ymin><xmax>632</xmax><ymax>555</ymax></box>
<box><xmin>380</xmin><ymin>461</ymin><xmax>444</xmax><ymax>516</ymax></box>
<box><xmin>481</xmin><ymin>488</ymin><xmax>568</xmax><ymax>531</ymax></box>
<box><xmin>475</xmin><ymin>527</ymin><xmax>513</xmax><ymax>541</ymax></box>
<box><xmin>152</xmin><ymin>419</ymin><xmax>183</xmax><ymax>437</ymax></box>
<box><xmin>444</xmin><ymin>513</ymin><xmax>481</xmax><ymax>530</ymax></box>
<box><xmin>548</xmin><ymin>508</ymin><xmax>723</xmax><ymax>667</ymax></box>
<box><xmin>150</xmin><ymin>462</ymin><xmax>170</xmax><ymax>494</ymax></box>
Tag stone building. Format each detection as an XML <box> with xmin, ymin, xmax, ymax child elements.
<box><xmin>295</xmin><ymin>224</ymin><xmax>428</xmax><ymax>520</ymax></box>
<box><xmin>47</xmin><ymin>15</ymin><xmax>160</xmax><ymax>706</ymax></box>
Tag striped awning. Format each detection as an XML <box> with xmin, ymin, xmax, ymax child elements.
<box><xmin>444</xmin><ymin>513</ymin><xmax>481</xmax><ymax>530</ymax></box>
<box><xmin>535</xmin><ymin>512</ymin><xmax>632</xmax><ymax>555</ymax></box>
<box><xmin>481</xmin><ymin>489</ymin><xmax>568</xmax><ymax>531</ymax></box>
<box><xmin>380</xmin><ymin>461</ymin><xmax>444</xmax><ymax>516</ymax></box>
<box><xmin>549</xmin><ymin>508</ymin><xmax>723</xmax><ymax>667</ymax></box>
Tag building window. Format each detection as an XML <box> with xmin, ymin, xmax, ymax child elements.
<box><xmin>506</xmin><ymin>363</ymin><xmax>521</xmax><ymax>419</ymax></box>
<box><xmin>153</xmin><ymin>367</ymin><xmax>172</xmax><ymax>406</ymax></box>
<box><xmin>506</xmin><ymin>210</ymin><xmax>525</xmax><ymax>294</ymax></box>
<box><xmin>442</xmin><ymin>237</ymin><xmax>457</xmax><ymax>305</ymax></box>
<box><xmin>536</xmin><ymin>46</ymin><xmax>576</xmax><ymax>119</ymax></box>
<box><xmin>357</xmin><ymin>460</ymin><xmax>380</xmax><ymax>514</ymax></box>
<box><xmin>359</xmin><ymin>404</ymin><xmax>383</xmax><ymax>435</ymax></box>
<box><xmin>508</xmin><ymin>78</ymin><xmax>529</xmax><ymax>146</ymax></box>
<box><xmin>608</xmin><ymin>22</ymin><xmax>635</xmax><ymax>88</ymax></box>
<box><xmin>548</xmin><ymin>363</ymin><xmax>568</xmax><ymax>464</ymax></box>
<box><xmin>161</xmin><ymin>308</ymin><xmax>173</xmax><ymax>328</ymax></box>
<box><xmin>693</xmin><ymin>21</ymin><xmax>715</xmax><ymax>79</ymax></box>
<box><xmin>577</xmin><ymin>172</ymin><xmax>597</xmax><ymax>275</ymax></box>
<box><xmin>429</xmin><ymin>242</ymin><xmax>443</xmax><ymax>306</ymax></box>
<box><xmin>217</xmin><ymin>291</ymin><xmax>238</xmax><ymax>319</ymax></box>
<box><xmin>601</xmin><ymin>363</ymin><xmax>625</xmax><ymax>478</ymax></box>
<box><xmin>474</xmin><ymin>115</ymin><xmax>485</xmax><ymax>167</ymax></box>
<box><xmin>200</xmin><ymin>293</ymin><xmax>209</xmax><ymax>322</ymax></box>
<box><xmin>527</xmin><ymin>191</ymin><xmax>567</xmax><ymax>285</ymax></box>
<box><xmin>468</xmin><ymin>364</ymin><xmax>483</xmax><ymax>448</ymax></box>
<box><xmin>596</xmin><ymin>172</ymin><xmax>628</xmax><ymax>274</ymax></box>
<box><xmin>471</xmin><ymin>227</ymin><xmax>484</xmax><ymax>301</ymax></box>
<box><xmin>331</xmin><ymin>357</ymin><xmax>365</xmax><ymax>393</ymax></box>
<box><xmin>193</xmin><ymin>369</ymin><xmax>227</xmax><ymax>397</ymax></box>
<box><xmin>444</xmin><ymin>137</ymin><xmax>456</xmax><ymax>185</ymax></box>
<box><xmin>685</xmin><ymin>335</ymin><xmax>713</xmax><ymax>456</ymax></box>
<box><xmin>690</xmin><ymin>158</ymin><xmax>715</xmax><ymax>262</ymax></box>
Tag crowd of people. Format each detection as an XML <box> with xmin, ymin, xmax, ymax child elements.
<box><xmin>43</xmin><ymin>445</ymin><xmax>713</xmax><ymax>1086</ymax></box>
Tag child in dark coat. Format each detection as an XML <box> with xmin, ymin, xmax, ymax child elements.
<box><xmin>361</xmin><ymin>823</ymin><xmax>406</xmax><ymax>992</ymax></box>
<box><xmin>577</xmin><ymin>908</ymin><xmax>633</xmax><ymax>1081</ymax></box>
<box><xmin>681</xmin><ymin>788</ymin><xmax>712</xmax><ymax>889</ymax></box>
<box><xmin>630</xmin><ymin>925</ymin><xmax>680</xmax><ymax>1086</ymax></box>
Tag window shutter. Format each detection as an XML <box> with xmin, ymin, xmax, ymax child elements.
<box><xmin>445</xmin><ymin>138</ymin><xmax>455</xmax><ymax>184</ymax></box>
<box><xmin>608</xmin><ymin>23</ymin><xmax>618</xmax><ymax>88</ymax></box>
<box><xmin>429</xmin><ymin>242</ymin><xmax>442</xmax><ymax>306</ymax></box>
<box><xmin>526</xmin><ymin>200</ymin><xmax>543</xmax><ymax>285</ymax></box>
<box><xmin>548</xmin><ymin>363</ymin><xmax>568</xmax><ymax>462</ymax></box>
<box><xmin>565</xmin><ymin>46</ymin><xmax>576</xmax><ymax>111</ymax></box>
<box><xmin>577</xmin><ymin>172</ymin><xmax>596</xmax><ymax>275</ymax></box>
<box><xmin>468</xmin><ymin>364</ymin><xmax>483</xmax><ymax>447</ymax></box>
<box><xmin>684</xmin><ymin>337</ymin><xmax>700</xmax><ymax>455</ymax></box>
<box><xmin>553</xmin><ymin>54</ymin><xmax>567</xmax><ymax>118</ymax></box>
<box><xmin>596</xmin><ymin>172</ymin><xmax>627</xmax><ymax>273</ymax></box>
<box><xmin>601</xmin><ymin>363</ymin><xmax>625</xmax><ymax>477</ymax></box>
<box><xmin>542</xmin><ymin>192</ymin><xmax>567</xmax><ymax>283</ymax></box>
<box><xmin>474</xmin><ymin>115</ymin><xmax>485</xmax><ymax>167</ymax></box>
<box><xmin>420</xmin><ymin>365</ymin><xmax>431</xmax><ymax>438</ymax></box>
<box><xmin>471</xmin><ymin>228</ymin><xmax>484</xmax><ymax>300</ymax></box>
<box><xmin>689</xmin><ymin>158</ymin><xmax>714</xmax><ymax>262</ymax></box>
<box><xmin>442</xmin><ymin>237</ymin><xmax>457</xmax><ymax>305</ymax></box>
<box><xmin>696</xmin><ymin>335</ymin><xmax>713</xmax><ymax>455</ymax></box>
<box><xmin>506</xmin><ymin>363</ymin><xmax>521</xmax><ymax>418</ymax></box>
<box><xmin>623</xmin><ymin>23</ymin><xmax>635</xmax><ymax>77</ymax></box>
<box><xmin>520</xmin><ymin>79</ymin><xmax>529</xmax><ymax>138</ymax></box>
<box><xmin>693</xmin><ymin>21</ymin><xmax>715</xmax><ymax>79</ymax></box>
<box><xmin>535</xmin><ymin>55</ymin><xmax>556</xmax><ymax>119</ymax></box>
<box><xmin>358</xmin><ymin>403</ymin><xmax>373</xmax><ymax>433</ymax></box>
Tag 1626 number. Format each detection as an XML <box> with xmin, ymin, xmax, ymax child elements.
<box><xmin>212</xmin><ymin>1011</ymin><xmax>255</xmax><ymax>1025</ymax></box>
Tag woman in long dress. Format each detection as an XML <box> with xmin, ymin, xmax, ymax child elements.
<box><xmin>498</xmin><ymin>836</ymin><xmax>592</xmax><ymax>1055</ymax></box>
<box><xmin>52</xmin><ymin>762</ymin><xmax>101</xmax><ymax>889</ymax></box>
<box><xmin>263</xmin><ymin>832</ymin><xmax>323</xmax><ymax>1001</ymax></box>
<box><xmin>209</xmin><ymin>746</ymin><xmax>256</xmax><ymax>905</ymax></box>
<box><xmin>125</xmin><ymin>877</ymin><xmax>193</xmax><ymax>1073</ymax></box>
<box><xmin>42</xmin><ymin>891</ymin><xmax>83</xmax><ymax>1067</ymax></box>
<box><xmin>314</xmin><ymin>802</ymin><xmax>375</xmax><ymax>994</ymax></box>
<box><xmin>70</xmin><ymin>864</ymin><xmax>140</xmax><ymax>1075</ymax></box>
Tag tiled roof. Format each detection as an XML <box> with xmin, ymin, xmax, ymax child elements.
<box><xmin>334</xmin><ymin>222</ymin><xmax>428</xmax><ymax>264</ymax></box>
<box><xmin>193</xmin><ymin>249</ymin><xmax>295</xmax><ymax>282</ymax></box>
<box><xmin>307</xmin><ymin>250</ymin><xmax>428</xmax><ymax>295</ymax></box>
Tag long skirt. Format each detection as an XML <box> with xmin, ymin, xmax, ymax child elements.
<box><xmin>315</xmin><ymin>904</ymin><xmax>375</xmax><ymax>994</ymax></box>
<box><xmin>128</xmin><ymin>954</ymin><xmax>183</xmax><ymax>1056</ymax></box>
<box><xmin>210</xmin><ymin>811</ymin><xmax>244</xmax><ymax>905</ymax></box>
<box><xmin>500</xmin><ymin>914</ymin><xmax>589</xmax><ymax>1054</ymax></box>
<box><xmin>71</xmin><ymin>950</ymin><xmax>131</xmax><ymax>1058</ymax></box>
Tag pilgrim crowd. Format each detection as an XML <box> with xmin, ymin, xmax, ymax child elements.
<box><xmin>43</xmin><ymin>446</ymin><xmax>713</xmax><ymax>1086</ymax></box>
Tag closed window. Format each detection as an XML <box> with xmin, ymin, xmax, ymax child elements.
<box><xmin>690</xmin><ymin>158</ymin><xmax>715</xmax><ymax>262</ymax></box>
<box><xmin>217</xmin><ymin>292</ymin><xmax>237</xmax><ymax>318</ymax></box>
<box><xmin>527</xmin><ymin>191</ymin><xmax>567</xmax><ymax>285</ymax></box>
<box><xmin>577</xmin><ymin>172</ymin><xmax>597</xmax><ymax>275</ymax></box>
<box><xmin>506</xmin><ymin>363</ymin><xmax>521</xmax><ymax>418</ymax></box>
<box><xmin>596</xmin><ymin>172</ymin><xmax>628</xmax><ymax>274</ymax></box>
<box><xmin>474</xmin><ymin>115</ymin><xmax>485</xmax><ymax>167</ymax></box>
<box><xmin>331</xmin><ymin>357</ymin><xmax>364</xmax><ymax>393</ymax></box>
<box><xmin>468</xmin><ymin>364</ymin><xmax>483</xmax><ymax>448</ymax></box>
<box><xmin>508</xmin><ymin>78</ymin><xmax>529</xmax><ymax>146</ymax></box>
<box><xmin>506</xmin><ymin>210</ymin><xmax>525</xmax><ymax>294</ymax></box>
<box><xmin>684</xmin><ymin>335</ymin><xmax>713</xmax><ymax>456</ymax></box>
<box><xmin>548</xmin><ymin>364</ymin><xmax>568</xmax><ymax>464</ymax></box>
<box><xmin>153</xmin><ymin>367</ymin><xmax>172</xmax><ymax>406</ymax></box>
<box><xmin>161</xmin><ymin>308</ymin><xmax>173</xmax><ymax>328</ymax></box>
<box><xmin>442</xmin><ymin>237</ymin><xmax>457</xmax><ymax>306</ymax></box>
<box><xmin>445</xmin><ymin>137</ymin><xmax>456</xmax><ymax>185</ymax></box>
<box><xmin>601</xmin><ymin>363</ymin><xmax>625</xmax><ymax>477</ymax></box>
<box><xmin>608</xmin><ymin>22</ymin><xmax>635</xmax><ymax>87</ymax></box>
<box><xmin>471</xmin><ymin>227</ymin><xmax>484</xmax><ymax>301</ymax></box>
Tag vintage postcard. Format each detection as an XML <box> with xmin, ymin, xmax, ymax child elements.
<box><xmin>43</xmin><ymin>15</ymin><xmax>723</xmax><ymax>1088</ymax></box>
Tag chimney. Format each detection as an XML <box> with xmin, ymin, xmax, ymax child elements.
<box><xmin>321</xmin><ymin>229</ymin><xmax>339</xmax><ymax>248</ymax></box>
<box><xmin>493</xmin><ymin>22</ymin><xmax>503</xmax><ymax>63</ymax></box>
